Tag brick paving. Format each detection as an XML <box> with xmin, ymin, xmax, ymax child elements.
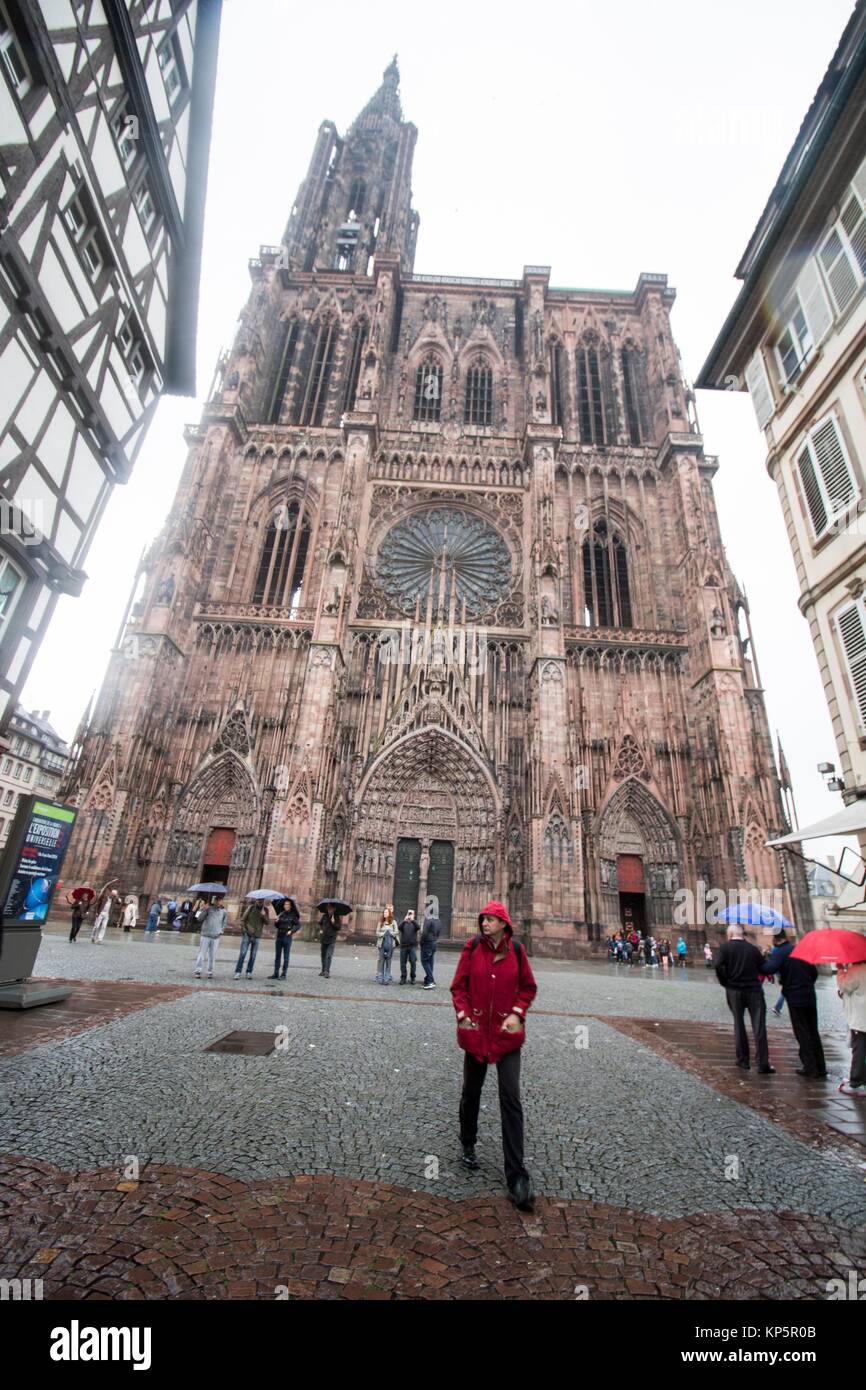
<box><xmin>1</xmin><ymin>1155</ymin><xmax>864</xmax><ymax>1301</ymax></box>
<box><xmin>2</xmin><ymin>952</ymin><xmax>865</xmax><ymax>1300</ymax></box>
<box><xmin>0</xmin><ymin>979</ymin><xmax>190</xmax><ymax>1058</ymax></box>
<box><xmin>609</xmin><ymin>1015</ymin><xmax>866</xmax><ymax>1154</ymax></box>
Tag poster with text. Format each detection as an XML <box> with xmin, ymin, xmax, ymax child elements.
<box><xmin>2</xmin><ymin>801</ymin><xmax>77</xmax><ymax>924</ymax></box>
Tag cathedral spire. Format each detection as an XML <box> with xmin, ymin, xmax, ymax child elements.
<box><xmin>352</xmin><ymin>55</ymin><xmax>402</xmax><ymax>129</ymax></box>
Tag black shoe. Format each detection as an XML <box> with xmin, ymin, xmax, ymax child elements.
<box><xmin>268</xmin><ymin>974</ymin><xmax>279</xmax><ymax>980</ymax></box>
<box><xmin>280</xmin><ymin>974</ymin><xmax>287</xmax><ymax>980</ymax></box>
<box><xmin>736</xmin><ymin>1061</ymin><xmax>750</xmax><ymax>1071</ymax></box>
<box><xmin>323</xmin><ymin>972</ymin><xmax>330</xmax><ymax>978</ymax></box>
<box><xmin>508</xmin><ymin>1175</ymin><xmax>535</xmax><ymax>1212</ymax></box>
<box><xmin>461</xmin><ymin>1145</ymin><xmax>480</xmax><ymax>1170</ymax></box>
<box><xmin>758</xmin><ymin>1065</ymin><xmax>776</xmax><ymax>1075</ymax></box>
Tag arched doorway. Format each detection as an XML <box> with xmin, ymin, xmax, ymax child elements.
<box><xmin>351</xmin><ymin>728</ymin><xmax>500</xmax><ymax>939</ymax></box>
<box><xmin>203</xmin><ymin>827</ymin><xmax>235</xmax><ymax>886</ymax></box>
<box><xmin>597</xmin><ymin>777</ymin><xmax>681</xmax><ymax>934</ymax></box>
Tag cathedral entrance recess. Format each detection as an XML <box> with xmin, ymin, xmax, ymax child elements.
<box><xmin>202</xmin><ymin>827</ymin><xmax>235</xmax><ymax>887</ymax></box>
<box><xmin>393</xmin><ymin>838</ymin><xmax>421</xmax><ymax>921</ymax></box>
<box><xmin>617</xmin><ymin>854</ymin><xmax>646</xmax><ymax>934</ymax></box>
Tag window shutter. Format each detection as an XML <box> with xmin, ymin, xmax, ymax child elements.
<box><xmin>745</xmin><ymin>349</ymin><xmax>773</xmax><ymax>428</ymax></box>
<box><xmin>837</xmin><ymin>600</ymin><xmax>866</xmax><ymax>734</ymax></box>
<box><xmin>796</xmin><ymin>257</ymin><xmax>833</xmax><ymax>346</ymax></box>
<box><xmin>811</xmin><ymin>414</ymin><xmax>856</xmax><ymax>516</ymax></box>
<box><xmin>796</xmin><ymin>441</ymin><xmax>828</xmax><ymax>537</ymax></box>
<box><xmin>852</xmin><ymin>154</ymin><xmax>866</xmax><ymax>208</ymax></box>
<box><xmin>820</xmin><ymin>225</ymin><xmax>859</xmax><ymax>314</ymax></box>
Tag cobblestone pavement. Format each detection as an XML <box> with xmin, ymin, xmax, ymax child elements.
<box><xmin>1</xmin><ymin>936</ymin><xmax>864</xmax><ymax>1300</ymax></box>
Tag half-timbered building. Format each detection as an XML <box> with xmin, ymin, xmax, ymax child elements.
<box><xmin>0</xmin><ymin>0</ymin><xmax>221</xmax><ymax>731</ymax></box>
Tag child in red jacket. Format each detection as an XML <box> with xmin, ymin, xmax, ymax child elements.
<box><xmin>451</xmin><ymin>900</ymin><xmax>537</xmax><ymax>1211</ymax></box>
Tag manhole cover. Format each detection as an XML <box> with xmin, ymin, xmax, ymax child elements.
<box><xmin>204</xmin><ymin>1031</ymin><xmax>275</xmax><ymax>1056</ymax></box>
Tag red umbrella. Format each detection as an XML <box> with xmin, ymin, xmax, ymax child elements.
<box><xmin>791</xmin><ymin>929</ymin><xmax>866</xmax><ymax>965</ymax></box>
<box><xmin>68</xmin><ymin>886</ymin><xmax>96</xmax><ymax>903</ymax></box>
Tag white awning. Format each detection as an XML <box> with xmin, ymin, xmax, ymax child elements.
<box><xmin>767</xmin><ymin>799</ymin><xmax>866</xmax><ymax>847</ymax></box>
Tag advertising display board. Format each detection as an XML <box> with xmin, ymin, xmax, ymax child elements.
<box><xmin>2</xmin><ymin>799</ymin><xmax>77</xmax><ymax>924</ymax></box>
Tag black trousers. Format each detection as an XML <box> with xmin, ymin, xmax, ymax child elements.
<box><xmin>459</xmin><ymin>1050</ymin><xmax>528</xmax><ymax>1189</ymax></box>
<box><xmin>787</xmin><ymin>1001</ymin><xmax>826</xmax><ymax>1075</ymax></box>
<box><xmin>69</xmin><ymin>919</ymin><xmax>83</xmax><ymax>941</ymax></box>
<box><xmin>725</xmin><ymin>987</ymin><xmax>769</xmax><ymax>1068</ymax></box>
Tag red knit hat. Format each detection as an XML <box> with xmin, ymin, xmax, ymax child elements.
<box><xmin>477</xmin><ymin>900</ymin><xmax>513</xmax><ymax>929</ymax></box>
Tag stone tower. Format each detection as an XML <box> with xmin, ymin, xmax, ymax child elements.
<box><xmin>61</xmin><ymin>61</ymin><xmax>811</xmax><ymax>953</ymax></box>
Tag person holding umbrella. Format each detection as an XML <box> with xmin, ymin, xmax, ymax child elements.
<box><xmin>714</xmin><ymin>921</ymin><xmax>775</xmax><ymax>1073</ymax></box>
<box><xmin>790</xmin><ymin>927</ymin><xmax>866</xmax><ymax>1098</ymax></box>
<box><xmin>764</xmin><ymin>927</ymin><xmax>827</xmax><ymax>1079</ymax></box>
<box><xmin>316</xmin><ymin>899</ymin><xmax>349</xmax><ymax>978</ymax></box>
<box><xmin>270</xmin><ymin>897</ymin><xmax>301</xmax><ymax>979</ymax></box>
<box><xmin>235</xmin><ymin>897</ymin><xmax>268</xmax><ymax>979</ymax></box>
<box><xmin>189</xmin><ymin>884</ymin><xmax>228</xmax><ymax>979</ymax></box>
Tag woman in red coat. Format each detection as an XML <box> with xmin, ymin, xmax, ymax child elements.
<box><xmin>450</xmin><ymin>899</ymin><xmax>538</xmax><ymax>1211</ymax></box>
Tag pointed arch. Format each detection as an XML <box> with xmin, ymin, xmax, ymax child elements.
<box><xmin>413</xmin><ymin>353</ymin><xmax>443</xmax><ymax>422</ymax></box>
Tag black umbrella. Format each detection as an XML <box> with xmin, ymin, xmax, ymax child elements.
<box><xmin>315</xmin><ymin>898</ymin><xmax>352</xmax><ymax>915</ymax></box>
<box><xmin>186</xmin><ymin>882</ymin><xmax>228</xmax><ymax>895</ymax></box>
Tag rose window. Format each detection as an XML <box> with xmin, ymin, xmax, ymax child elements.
<box><xmin>375</xmin><ymin>507</ymin><xmax>512</xmax><ymax>618</ymax></box>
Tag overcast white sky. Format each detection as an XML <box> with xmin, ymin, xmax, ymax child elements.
<box><xmin>23</xmin><ymin>0</ymin><xmax>858</xmax><ymax>865</ymax></box>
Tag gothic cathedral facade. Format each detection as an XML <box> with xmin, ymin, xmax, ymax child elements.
<box><xmin>60</xmin><ymin>61</ymin><xmax>811</xmax><ymax>953</ymax></box>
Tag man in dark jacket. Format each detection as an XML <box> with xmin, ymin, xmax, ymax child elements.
<box><xmin>420</xmin><ymin>906</ymin><xmax>441</xmax><ymax>989</ymax></box>
<box><xmin>715</xmin><ymin>924</ymin><xmax>775</xmax><ymax>1073</ymax></box>
<box><xmin>318</xmin><ymin>909</ymin><xmax>341</xmax><ymax>978</ymax></box>
<box><xmin>764</xmin><ymin>929</ymin><xmax>827</xmax><ymax>1078</ymax></box>
<box><xmin>270</xmin><ymin>897</ymin><xmax>301</xmax><ymax>980</ymax></box>
<box><xmin>451</xmin><ymin>900</ymin><xmax>538</xmax><ymax>1210</ymax></box>
<box><xmin>398</xmin><ymin>908</ymin><xmax>420</xmax><ymax>985</ymax></box>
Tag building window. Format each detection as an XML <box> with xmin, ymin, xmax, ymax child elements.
<box><xmin>577</xmin><ymin>347</ymin><xmax>606</xmax><ymax>444</ymax></box>
<box><xmin>465</xmin><ymin>360</ymin><xmax>493</xmax><ymax>428</ymax></box>
<box><xmin>133</xmin><ymin>177</ymin><xmax>157</xmax><ymax>236</ymax></box>
<box><xmin>549</xmin><ymin>343</ymin><xmax>564</xmax><ymax>426</ymax></box>
<box><xmin>582</xmin><ymin>519</ymin><xmax>632</xmax><ymax>628</ymax></box>
<box><xmin>775</xmin><ymin>299</ymin><xmax>813</xmax><ymax>386</ymax></box>
<box><xmin>4</xmin><ymin>789</ymin><xmax>14</xmax><ymax>806</ymax></box>
<box><xmin>111</xmin><ymin>98</ymin><xmax>139</xmax><ymax>169</ymax></box>
<box><xmin>0</xmin><ymin>1</ymin><xmax>33</xmax><ymax>100</ymax></box>
<box><xmin>621</xmin><ymin>349</ymin><xmax>643</xmax><ymax>444</ymax></box>
<box><xmin>341</xmin><ymin>323</ymin><xmax>366</xmax><ymax>414</ymax></box>
<box><xmin>2</xmin><ymin>759</ymin><xmax>10</xmax><ymax>774</ymax></box>
<box><xmin>0</xmin><ymin>551</ymin><xmax>25</xmax><ymax>642</ymax></box>
<box><xmin>795</xmin><ymin>411</ymin><xmax>858</xmax><ymax>541</ymax></box>
<box><xmin>268</xmin><ymin>320</ymin><xmax>300</xmax><ymax>424</ymax></box>
<box><xmin>837</xmin><ymin>598</ymin><xmax>866</xmax><ymax>736</ymax></box>
<box><xmin>158</xmin><ymin>32</ymin><xmax>186</xmax><ymax>106</ymax></box>
<box><xmin>346</xmin><ymin>179</ymin><xmax>366</xmax><ymax>218</ymax></box>
<box><xmin>413</xmin><ymin>357</ymin><xmax>443</xmax><ymax>423</ymax></box>
<box><xmin>117</xmin><ymin>313</ymin><xmax>152</xmax><ymax>395</ymax></box>
<box><xmin>23</xmin><ymin>766</ymin><xmax>31</xmax><ymax>782</ymax></box>
<box><xmin>252</xmin><ymin>503</ymin><xmax>310</xmax><ymax>610</ymax></box>
<box><xmin>13</xmin><ymin>762</ymin><xmax>20</xmax><ymax>777</ymax></box>
<box><xmin>296</xmin><ymin>319</ymin><xmax>337</xmax><ymax>426</ymax></box>
<box><xmin>334</xmin><ymin>222</ymin><xmax>359</xmax><ymax>272</ymax></box>
<box><xmin>64</xmin><ymin>189</ymin><xmax>109</xmax><ymax>284</ymax></box>
<box><xmin>819</xmin><ymin>168</ymin><xmax>866</xmax><ymax>316</ymax></box>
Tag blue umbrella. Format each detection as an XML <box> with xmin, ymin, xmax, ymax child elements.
<box><xmin>718</xmin><ymin>902</ymin><xmax>795</xmax><ymax>932</ymax></box>
<box><xmin>246</xmin><ymin>889</ymin><xmax>288</xmax><ymax>901</ymax></box>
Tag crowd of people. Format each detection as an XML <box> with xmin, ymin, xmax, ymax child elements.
<box><xmin>606</xmin><ymin>929</ymin><xmax>692</xmax><ymax>969</ymax></box>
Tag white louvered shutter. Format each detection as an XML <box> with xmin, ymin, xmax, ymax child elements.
<box><xmin>820</xmin><ymin>226</ymin><xmax>859</xmax><ymax>313</ymax></box>
<box><xmin>837</xmin><ymin>599</ymin><xmax>866</xmax><ymax>734</ymax></box>
<box><xmin>745</xmin><ymin>349</ymin><xmax>773</xmax><ymax>429</ymax></box>
<box><xmin>811</xmin><ymin>414</ymin><xmax>857</xmax><ymax>516</ymax></box>
<box><xmin>797</xmin><ymin>440</ymin><xmax>828</xmax><ymax>537</ymax></box>
<box><xmin>796</xmin><ymin>257</ymin><xmax>833</xmax><ymax>347</ymax></box>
